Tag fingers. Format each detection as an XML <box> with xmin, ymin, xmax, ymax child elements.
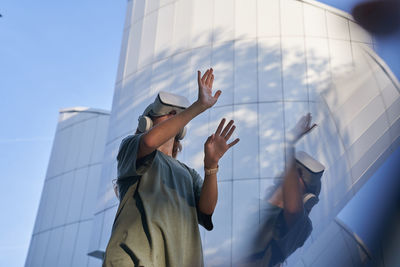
<box><xmin>201</xmin><ymin>69</ymin><xmax>210</xmax><ymax>83</ymax></box>
<box><xmin>209</xmin><ymin>74</ymin><xmax>214</xmax><ymax>88</ymax></box>
<box><xmin>225</xmin><ymin>125</ymin><xmax>236</xmax><ymax>141</ymax></box>
<box><xmin>215</xmin><ymin>119</ymin><xmax>237</xmax><ymax>141</ymax></box>
<box><xmin>221</xmin><ymin>120</ymin><xmax>234</xmax><ymax>136</ymax></box>
<box><xmin>305</xmin><ymin>113</ymin><xmax>314</xmax><ymax>129</ymax></box>
<box><xmin>305</xmin><ymin>123</ymin><xmax>317</xmax><ymax>134</ymax></box>
<box><xmin>205</xmin><ymin>68</ymin><xmax>213</xmax><ymax>85</ymax></box>
<box><xmin>200</xmin><ymin>68</ymin><xmax>214</xmax><ymax>87</ymax></box>
<box><xmin>228</xmin><ymin>138</ymin><xmax>240</xmax><ymax>148</ymax></box>
<box><xmin>206</xmin><ymin>74</ymin><xmax>214</xmax><ymax>88</ymax></box>
<box><xmin>306</xmin><ymin>113</ymin><xmax>312</xmax><ymax>126</ymax></box>
<box><xmin>197</xmin><ymin>70</ymin><xmax>201</xmax><ymax>85</ymax></box>
<box><xmin>298</xmin><ymin>113</ymin><xmax>312</xmax><ymax>128</ymax></box>
<box><xmin>213</xmin><ymin>90</ymin><xmax>222</xmax><ymax>100</ymax></box>
<box><xmin>205</xmin><ymin>134</ymin><xmax>214</xmax><ymax>144</ymax></box>
<box><xmin>215</xmin><ymin>118</ymin><xmax>226</xmax><ymax>135</ymax></box>
<box><xmin>301</xmin><ymin>114</ymin><xmax>308</xmax><ymax>125</ymax></box>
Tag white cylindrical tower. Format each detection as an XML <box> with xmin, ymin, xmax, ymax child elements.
<box><xmin>89</xmin><ymin>0</ymin><xmax>400</xmax><ymax>266</ymax></box>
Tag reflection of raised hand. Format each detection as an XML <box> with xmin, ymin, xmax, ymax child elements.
<box><xmin>197</xmin><ymin>68</ymin><xmax>222</xmax><ymax>110</ymax></box>
<box><xmin>204</xmin><ymin>119</ymin><xmax>240</xmax><ymax>168</ymax></box>
<box><xmin>282</xmin><ymin>113</ymin><xmax>316</xmax><ymax>228</ymax></box>
<box><xmin>287</xmin><ymin>113</ymin><xmax>317</xmax><ymax>144</ymax></box>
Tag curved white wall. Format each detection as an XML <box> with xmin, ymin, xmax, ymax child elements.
<box><xmin>90</xmin><ymin>0</ymin><xmax>400</xmax><ymax>266</ymax></box>
<box><xmin>25</xmin><ymin>108</ymin><xmax>109</xmax><ymax>267</ymax></box>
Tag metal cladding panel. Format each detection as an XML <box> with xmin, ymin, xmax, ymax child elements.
<box><xmin>71</xmin><ymin>220</ymin><xmax>93</xmax><ymax>267</ymax></box>
<box><xmin>57</xmin><ymin>223</ymin><xmax>79</xmax><ymax>267</ymax></box>
<box><xmin>25</xmin><ymin>110</ymin><xmax>109</xmax><ymax>267</ymax></box>
<box><xmin>203</xmin><ymin>181</ymin><xmax>233</xmax><ymax>266</ymax></box>
<box><xmin>91</xmin><ymin>0</ymin><xmax>400</xmax><ymax>266</ymax></box>
<box><xmin>258</xmin><ymin>38</ymin><xmax>283</xmax><ymax>102</ymax></box>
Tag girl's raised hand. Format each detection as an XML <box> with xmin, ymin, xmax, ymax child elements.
<box><xmin>204</xmin><ymin>118</ymin><xmax>240</xmax><ymax>168</ymax></box>
<box><xmin>197</xmin><ymin>68</ymin><xmax>222</xmax><ymax>110</ymax></box>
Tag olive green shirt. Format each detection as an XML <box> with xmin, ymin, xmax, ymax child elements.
<box><xmin>103</xmin><ymin>134</ymin><xmax>213</xmax><ymax>267</ymax></box>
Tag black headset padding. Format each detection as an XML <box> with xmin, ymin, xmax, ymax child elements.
<box><xmin>303</xmin><ymin>193</ymin><xmax>319</xmax><ymax>214</ymax></box>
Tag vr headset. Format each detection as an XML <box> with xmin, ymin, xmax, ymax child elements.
<box><xmin>295</xmin><ymin>151</ymin><xmax>325</xmax><ymax>214</ymax></box>
<box><xmin>137</xmin><ymin>91</ymin><xmax>191</xmax><ymax>140</ymax></box>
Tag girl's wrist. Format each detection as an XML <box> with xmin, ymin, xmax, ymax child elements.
<box><xmin>193</xmin><ymin>99</ymin><xmax>208</xmax><ymax>112</ymax></box>
<box><xmin>204</xmin><ymin>158</ymin><xmax>218</xmax><ymax>169</ymax></box>
<box><xmin>184</xmin><ymin>101</ymin><xmax>206</xmax><ymax>119</ymax></box>
<box><xmin>204</xmin><ymin>165</ymin><xmax>219</xmax><ymax>176</ymax></box>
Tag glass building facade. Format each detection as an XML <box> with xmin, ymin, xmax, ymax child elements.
<box><xmin>26</xmin><ymin>0</ymin><xmax>400</xmax><ymax>266</ymax></box>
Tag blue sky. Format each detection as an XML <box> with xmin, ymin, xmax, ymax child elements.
<box><xmin>0</xmin><ymin>1</ymin><xmax>125</xmax><ymax>266</ymax></box>
<box><xmin>0</xmin><ymin>1</ymin><xmax>399</xmax><ymax>267</ymax></box>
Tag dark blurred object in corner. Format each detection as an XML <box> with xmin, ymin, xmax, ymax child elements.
<box><xmin>352</xmin><ymin>0</ymin><xmax>400</xmax><ymax>36</ymax></box>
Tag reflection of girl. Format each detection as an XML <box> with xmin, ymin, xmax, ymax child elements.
<box><xmin>103</xmin><ymin>69</ymin><xmax>240</xmax><ymax>267</ymax></box>
<box><xmin>239</xmin><ymin>114</ymin><xmax>323</xmax><ymax>267</ymax></box>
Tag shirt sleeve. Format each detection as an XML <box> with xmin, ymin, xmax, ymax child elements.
<box><xmin>273</xmin><ymin>211</ymin><xmax>313</xmax><ymax>260</ymax></box>
<box><xmin>116</xmin><ymin>134</ymin><xmax>156</xmax><ymax>179</ymax></box>
<box><xmin>189</xmin><ymin>167</ymin><xmax>214</xmax><ymax>231</ymax></box>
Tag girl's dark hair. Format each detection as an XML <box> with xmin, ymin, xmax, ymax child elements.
<box><xmin>172</xmin><ymin>136</ymin><xmax>182</xmax><ymax>158</ymax></box>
